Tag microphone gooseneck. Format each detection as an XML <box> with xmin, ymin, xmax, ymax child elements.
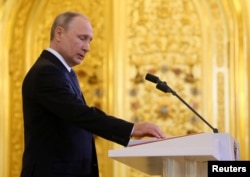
<box><xmin>145</xmin><ymin>73</ymin><xmax>219</xmax><ymax>133</ymax></box>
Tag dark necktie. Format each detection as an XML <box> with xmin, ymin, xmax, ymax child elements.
<box><xmin>70</xmin><ymin>69</ymin><xmax>82</xmax><ymax>96</ymax></box>
<box><xmin>70</xmin><ymin>69</ymin><xmax>86</xmax><ymax>103</ymax></box>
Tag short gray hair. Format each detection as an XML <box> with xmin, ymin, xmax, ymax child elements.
<box><xmin>50</xmin><ymin>11</ymin><xmax>88</xmax><ymax>40</ymax></box>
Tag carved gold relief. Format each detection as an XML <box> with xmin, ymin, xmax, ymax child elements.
<box><xmin>127</xmin><ymin>0</ymin><xmax>203</xmax><ymax>136</ymax></box>
<box><xmin>1</xmin><ymin>0</ymin><xmax>250</xmax><ymax>177</ymax></box>
<box><xmin>4</xmin><ymin>0</ymin><xmax>113</xmax><ymax>177</ymax></box>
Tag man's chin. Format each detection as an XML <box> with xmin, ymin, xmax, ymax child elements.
<box><xmin>74</xmin><ymin>59</ymin><xmax>83</xmax><ymax>65</ymax></box>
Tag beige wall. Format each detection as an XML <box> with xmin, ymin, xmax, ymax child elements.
<box><xmin>1</xmin><ymin>0</ymin><xmax>249</xmax><ymax>177</ymax></box>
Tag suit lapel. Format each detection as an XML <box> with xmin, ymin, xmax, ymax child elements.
<box><xmin>40</xmin><ymin>50</ymin><xmax>86</xmax><ymax>103</ymax></box>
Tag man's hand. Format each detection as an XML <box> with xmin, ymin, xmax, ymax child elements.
<box><xmin>131</xmin><ymin>122</ymin><xmax>166</xmax><ymax>139</ymax></box>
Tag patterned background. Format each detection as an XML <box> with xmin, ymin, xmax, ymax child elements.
<box><xmin>0</xmin><ymin>0</ymin><xmax>249</xmax><ymax>177</ymax></box>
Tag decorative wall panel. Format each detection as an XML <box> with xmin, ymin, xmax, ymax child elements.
<box><xmin>4</xmin><ymin>0</ymin><xmax>113</xmax><ymax>177</ymax></box>
<box><xmin>126</xmin><ymin>0</ymin><xmax>204</xmax><ymax>136</ymax></box>
<box><xmin>112</xmin><ymin>0</ymin><xmax>249</xmax><ymax>176</ymax></box>
<box><xmin>0</xmin><ymin>0</ymin><xmax>250</xmax><ymax>177</ymax></box>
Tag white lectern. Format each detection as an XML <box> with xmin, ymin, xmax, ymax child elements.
<box><xmin>108</xmin><ymin>133</ymin><xmax>240</xmax><ymax>177</ymax></box>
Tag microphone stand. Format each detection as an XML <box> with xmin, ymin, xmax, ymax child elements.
<box><xmin>156</xmin><ymin>81</ymin><xmax>219</xmax><ymax>133</ymax></box>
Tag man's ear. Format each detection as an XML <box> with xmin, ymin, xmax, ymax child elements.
<box><xmin>54</xmin><ymin>26</ymin><xmax>64</xmax><ymax>41</ymax></box>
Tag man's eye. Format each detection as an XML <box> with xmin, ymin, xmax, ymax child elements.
<box><xmin>78</xmin><ymin>35</ymin><xmax>92</xmax><ymax>42</ymax></box>
<box><xmin>79</xmin><ymin>37</ymin><xmax>85</xmax><ymax>41</ymax></box>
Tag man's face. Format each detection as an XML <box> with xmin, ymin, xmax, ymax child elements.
<box><xmin>57</xmin><ymin>16</ymin><xmax>93</xmax><ymax>67</ymax></box>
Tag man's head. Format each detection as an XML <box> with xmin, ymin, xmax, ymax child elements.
<box><xmin>50</xmin><ymin>11</ymin><xmax>93</xmax><ymax>67</ymax></box>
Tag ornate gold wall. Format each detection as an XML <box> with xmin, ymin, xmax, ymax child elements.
<box><xmin>0</xmin><ymin>0</ymin><xmax>249</xmax><ymax>177</ymax></box>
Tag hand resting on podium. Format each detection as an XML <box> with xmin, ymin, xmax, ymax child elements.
<box><xmin>130</xmin><ymin>122</ymin><xmax>166</xmax><ymax>139</ymax></box>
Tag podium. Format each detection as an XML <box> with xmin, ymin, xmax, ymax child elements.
<box><xmin>108</xmin><ymin>133</ymin><xmax>240</xmax><ymax>177</ymax></box>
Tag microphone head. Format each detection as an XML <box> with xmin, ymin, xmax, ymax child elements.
<box><xmin>145</xmin><ymin>73</ymin><xmax>161</xmax><ymax>83</ymax></box>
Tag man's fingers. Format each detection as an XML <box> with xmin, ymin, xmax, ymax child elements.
<box><xmin>132</xmin><ymin>122</ymin><xmax>166</xmax><ymax>138</ymax></box>
<box><xmin>152</xmin><ymin>126</ymin><xmax>166</xmax><ymax>138</ymax></box>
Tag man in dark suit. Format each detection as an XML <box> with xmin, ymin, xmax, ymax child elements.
<box><xmin>20</xmin><ymin>11</ymin><xmax>165</xmax><ymax>177</ymax></box>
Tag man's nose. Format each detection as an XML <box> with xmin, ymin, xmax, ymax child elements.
<box><xmin>82</xmin><ymin>42</ymin><xmax>90</xmax><ymax>52</ymax></box>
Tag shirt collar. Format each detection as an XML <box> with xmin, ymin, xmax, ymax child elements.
<box><xmin>46</xmin><ymin>47</ymin><xmax>71</xmax><ymax>72</ymax></box>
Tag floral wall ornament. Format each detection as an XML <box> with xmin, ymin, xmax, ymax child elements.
<box><xmin>127</xmin><ymin>0</ymin><xmax>204</xmax><ymax>137</ymax></box>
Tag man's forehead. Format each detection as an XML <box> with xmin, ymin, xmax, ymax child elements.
<box><xmin>70</xmin><ymin>16</ymin><xmax>92</xmax><ymax>28</ymax></box>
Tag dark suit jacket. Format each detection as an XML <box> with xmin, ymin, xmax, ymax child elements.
<box><xmin>20</xmin><ymin>50</ymin><xmax>134</xmax><ymax>177</ymax></box>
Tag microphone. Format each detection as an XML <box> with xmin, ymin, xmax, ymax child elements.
<box><xmin>145</xmin><ymin>73</ymin><xmax>161</xmax><ymax>83</ymax></box>
<box><xmin>145</xmin><ymin>73</ymin><xmax>219</xmax><ymax>133</ymax></box>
